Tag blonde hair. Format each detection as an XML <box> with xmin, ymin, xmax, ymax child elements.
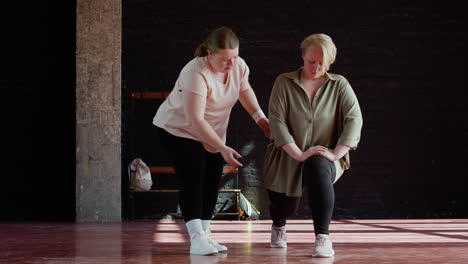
<box><xmin>194</xmin><ymin>27</ymin><xmax>240</xmax><ymax>57</ymax></box>
<box><xmin>300</xmin><ymin>33</ymin><xmax>337</xmax><ymax>71</ymax></box>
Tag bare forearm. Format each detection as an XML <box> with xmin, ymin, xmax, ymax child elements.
<box><xmin>282</xmin><ymin>143</ymin><xmax>351</xmax><ymax>163</ymax></box>
<box><xmin>192</xmin><ymin>118</ymin><xmax>243</xmax><ymax>166</ymax></box>
<box><xmin>239</xmin><ymin>87</ymin><xmax>262</xmax><ymax>116</ymax></box>
<box><xmin>239</xmin><ymin>86</ymin><xmax>270</xmax><ymax>137</ymax></box>
<box><xmin>281</xmin><ymin>143</ymin><xmax>308</xmax><ymax>162</ymax></box>
<box><xmin>191</xmin><ymin>118</ymin><xmax>226</xmax><ymax>151</ymax></box>
<box><xmin>333</xmin><ymin>144</ymin><xmax>351</xmax><ymax>160</ymax></box>
<box><xmin>181</xmin><ymin>86</ymin><xmax>242</xmax><ymax>166</ymax></box>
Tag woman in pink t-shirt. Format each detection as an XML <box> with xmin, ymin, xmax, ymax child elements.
<box><xmin>153</xmin><ymin>27</ymin><xmax>269</xmax><ymax>255</ymax></box>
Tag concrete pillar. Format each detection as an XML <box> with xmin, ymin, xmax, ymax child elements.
<box><xmin>76</xmin><ymin>0</ymin><xmax>121</xmax><ymax>222</ymax></box>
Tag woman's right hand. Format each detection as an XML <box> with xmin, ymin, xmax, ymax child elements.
<box><xmin>220</xmin><ymin>146</ymin><xmax>243</xmax><ymax>167</ymax></box>
<box><xmin>303</xmin><ymin>145</ymin><xmax>328</xmax><ymax>160</ymax></box>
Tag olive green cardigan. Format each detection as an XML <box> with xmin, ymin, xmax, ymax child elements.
<box><xmin>264</xmin><ymin>69</ymin><xmax>363</xmax><ymax>197</ymax></box>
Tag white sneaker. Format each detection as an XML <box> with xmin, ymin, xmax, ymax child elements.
<box><xmin>270</xmin><ymin>225</ymin><xmax>287</xmax><ymax>248</ymax></box>
<box><xmin>207</xmin><ymin>236</ymin><xmax>228</xmax><ymax>252</ymax></box>
<box><xmin>206</xmin><ymin>230</ymin><xmax>228</xmax><ymax>252</ymax></box>
<box><xmin>202</xmin><ymin>220</ymin><xmax>228</xmax><ymax>252</ymax></box>
<box><xmin>189</xmin><ymin>231</ymin><xmax>218</xmax><ymax>255</ymax></box>
<box><xmin>312</xmin><ymin>234</ymin><xmax>335</xmax><ymax>257</ymax></box>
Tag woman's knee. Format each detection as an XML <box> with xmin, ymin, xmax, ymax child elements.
<box><xmin>304</xmin><ymin>155</ymin><xmax>330</xmax><ymax>168</ymax></box>
<box><xmin>303</xmin><ymin>155</ymin><xmax>335</xmax><ymax>184</ymax></box>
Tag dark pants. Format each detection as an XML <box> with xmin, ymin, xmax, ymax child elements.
<box><xmin>157</xmin><ymin>127</ymin><xmax>224</xmax><ymax>222</ymax></box>
<box><xmin>268</xmin><ymin>155</ymin><xmax>336</xmax><ymax>235</ymax></box>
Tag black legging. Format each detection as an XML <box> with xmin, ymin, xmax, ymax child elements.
<box><xmin>157</xmin><ymin>127</ymin><xmax>224</xmax><ymax>222</ymax></box>
<box><xmin>268</xmin><ymin>155</ymin><xmax>336</xmax><ymax>235</ymax></box>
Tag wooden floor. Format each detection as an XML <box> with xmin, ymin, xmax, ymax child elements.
<box><xmin>1</xmin><ymin>219</ymin><xmax>468</xmax><ymax>263</ymax></box>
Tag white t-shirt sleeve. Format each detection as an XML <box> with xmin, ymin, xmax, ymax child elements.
<box><xmin>178</xmin><ymin>71</ymin><xmax>208</xmax><ymax>97</ymax></box>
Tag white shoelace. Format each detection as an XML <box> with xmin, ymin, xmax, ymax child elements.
<box><xmin>317</xmin><ymin>237</ymin><xmax>326</xmax><ymax>246</ymax></box>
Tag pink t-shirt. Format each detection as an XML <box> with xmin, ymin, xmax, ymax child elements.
<box><xmin>153</xmin><ymin>56</ymin><xmax>250</xmax><ymax>148</ymax></box>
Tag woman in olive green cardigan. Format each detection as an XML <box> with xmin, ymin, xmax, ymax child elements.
<box><xmin>264</xmin><ymin>33</ymin><xmax>363</xmax><ymax>258</ymax></box>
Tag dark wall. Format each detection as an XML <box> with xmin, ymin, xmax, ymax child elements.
<box><xmin>1</xmin><ymin>2</ymin><xmax>76</xmax><ymax>220</ymax></box>
<box><xmin>123</xmin><ymin>1</ymin><xmax>468</xmax><ymax>219</ymax></box>
<box><xmin>2</xmin><ymin>1</ymin><xmax>466</xmax><ymax>221</ymax></box>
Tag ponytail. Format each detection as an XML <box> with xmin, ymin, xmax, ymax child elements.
<box><xmin>194</xmin><ymin>40</ymin><xmax>209</xmax><ymax>57</ymax></box>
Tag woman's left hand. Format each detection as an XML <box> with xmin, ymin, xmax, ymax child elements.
<box><xmin>319</xmin><ymin>149</ymin><xmax>337</xmax><ymax>162</ymax></box>
<box><xmin>257</xmin><ymin>118</ymin><xmax>271</xmax><ymax>138</ymax></box>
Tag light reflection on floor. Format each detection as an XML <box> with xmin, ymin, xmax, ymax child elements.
<box><xmin>152</xmin><ymin>219</ymin><xmax>468</xmax><ymax>244</ymax></box>
<box><xmin>1</xmin><ymin>219</ymin><xmax>468</xmax><ymax>263</ymax></box>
